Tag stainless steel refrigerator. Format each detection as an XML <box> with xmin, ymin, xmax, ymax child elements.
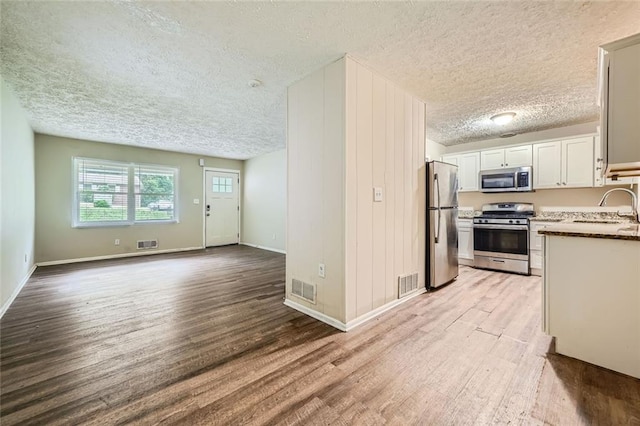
<box><xmin>426</xmin><ymin>161</ymin><xmax>459</xmax><ymax>289</ymax></box>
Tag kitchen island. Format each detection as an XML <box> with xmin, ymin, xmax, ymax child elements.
<box><xmin>539</xmin><ymin>223</ymin><xmax>640</xmax><ymax>379</ymax></box>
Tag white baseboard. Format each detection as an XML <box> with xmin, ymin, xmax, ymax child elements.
<box><xmin>1</xmin><ymin>264</ymin><xmax>37</xmax><ymax>319</ymax></box>
<box><xmin>345</xmin><ymin>288</ymin><xmax>427</xmax><ymax>331</ymax></box>
<box><xmin>283</xmin><ymin>287</ymin><xmax>427</xmax><ymax>332</ymax></box>
<box><xmin>283</xmin><ymin>299</ymin><xmax>347</xmax><ymax>331</ymax></box>
<box><xmin>241</xmin><ymin>242</ymin><xmax>286</xmax><ymax>255</ymax></box>
<box><xmin>36</xmin><ymin>246</ymin><xmax>204</xmax><ymax>267</ymax></box>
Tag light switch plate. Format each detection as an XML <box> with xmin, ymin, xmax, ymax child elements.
<box><xmin>373</xmin><ymin>187</ymin><xmax>383</xmax><ymax>202</ymax></box>
<box><xmin>318</xmin><ymin>263</ymin><xmax>326</xmax><ymax>278</ymax></box>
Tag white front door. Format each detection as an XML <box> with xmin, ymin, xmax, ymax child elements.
<box><xmin>205</xmin><ymin>170</ymin><xmax>239</xmax><ymax>247</ymax></box>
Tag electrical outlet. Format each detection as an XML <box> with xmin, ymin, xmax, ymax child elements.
<box><xmin>115</xmin><ymin>239</ymin><xmax>120</xmax><ymax>246</ymax></box>
<box><xmin>193</xmin><ymin>198</ymin><xmax>200</xmax><ymax>204</ymax></box>
<box><xmin>318</xmin><ymin>263</ymin><xmax>326</xmax><ymax>278</ymax></box>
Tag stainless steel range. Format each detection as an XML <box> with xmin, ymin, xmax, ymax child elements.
<box><xmin>473</xmin><ymin>202</ymin><xmax>534</xmax><ymax>275</ymax></box>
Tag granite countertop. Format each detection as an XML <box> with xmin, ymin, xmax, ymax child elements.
<box><xmin>538</xmin><ymin>223</ymin><xmax>640</xmax><ymax>241</ymax></box>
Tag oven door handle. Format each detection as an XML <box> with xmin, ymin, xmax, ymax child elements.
<box><xmin>473</xmin><ymin>224</ymin><xmax>529</xmax><ymax>231</ymax></box>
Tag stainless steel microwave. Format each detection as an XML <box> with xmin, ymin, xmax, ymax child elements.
<box><xmin>479</xmin><ymin>166</ymin><xmax>533</xmax><ymax>193</ymax></box>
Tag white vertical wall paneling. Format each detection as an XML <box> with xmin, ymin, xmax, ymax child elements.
<box><xmin>393</xmin><ymin>88</ymin><xmax>405</xmax><ymax>302</ymax></box>
<box><xmin>308</xmin><ymin>69</ymin><xmax>325</xmax><ymax>313</ymax></box>
<box><xmin>323</xmin><ymin>59</ymin><xmax>346</xmax><ymax>321</ymax></box>
<box><xmin>404</xmin><ymin>93</ymin><xmax>413</xmax><ymax>275</ymax></box>
<box><xmin>411</xmin><ymin>98</ymin><xmax>420</xmax><ymax>279</ymax></box>
<box><xmin>371</xmin><ymin>73</ymin><xmax>386</xmax><ymax>309</ymax></box>
<box><xmin>418</xmin><ymin>102</ymin><xmax>426</xmax><ymax>287</ymax></box>
<box><xmin>287</xmin><ymin>56</ymin><xmax>427</xmax><ymax>326</ymax></box>
<box><xmin>355</xmin><ymin>64</ymin><xmax>374</xmax><ymax>317</ymax></box>
<box><xmin>286</xmin><ymin>79</ymin><xmax>300</xmax><ymax>305</ymax></box>
<box><xmin>345</xmin><ymin>58</ymin><xmax>358</xmax><ymax>322</ymax></box>
<box><xmin>384</xmin><ymin>83</ymin><xmax>396</xmax><ymax>304</ymax></box>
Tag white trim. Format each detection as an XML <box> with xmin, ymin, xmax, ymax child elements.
<box><xmin>35</xmin><ymin>246</ymin><xmax>203</xmax><ymax>267</ymax></box>
<box><xmin>202</xmin><ymin>167</ymin><xmax>242</xmax><ymax>248</ymax></box>
<box><xmin>1</xmin><ymin>264</ymin><xmax>37</xmax><ymax>319</ymax></box>
<box><xmin>344</xmin><ymin>288</ymin><xmax>427</xmax><ymax>331</ymax></box>
<box><xmin>283</xmin><ymin>288</ymin><xmax>427</xmax><ymax>332</ymax></box>
<box><xmin>283</xmin><ymin>299</ymin><xmax>347</xmax><ymax>331</ymax></box>
<box><xmin>240</xmin><ymin>242</ymin><xmax>286</xmax><ymax>254</ymax></box>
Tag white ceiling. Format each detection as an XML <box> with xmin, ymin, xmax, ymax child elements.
<box><xmin>1</xmin><ymin>2</ymin><xmax>639</xmax><ymax>160</ymax></box>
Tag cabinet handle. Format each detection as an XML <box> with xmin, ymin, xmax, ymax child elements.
<box><xmin>556</xmin><ymin>182</ymin><xmax>561</xmax><ymax>186</ymax></box>
<box><xmin>501</xmin><ymin>164</ymin><xmax>504</xmax><ymax>167</ymax></box>
<box><xmin>596</xmin><ymin>158</ymin><xmax>603</xmax><ymax>162</ymax></box>
<box><xmin>505</xmin><ymin>163</ymin><xmax>508</xmax><ymax>166</ymax></box>
<box><xmin>562</xmin><ymin>182</ymin><xmax>567</xmax><ymax>185</ymax></box>
<box><xmin>596</xmin><ymin>167</ymin><xmax>602</xmax><ymax>170</ymax></box>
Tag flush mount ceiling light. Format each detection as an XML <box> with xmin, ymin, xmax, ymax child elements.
<box><xmin>248</xmin><ymin>79</ymin><xmax>262</xmax><ymax>88</ymax></box>
<box><xmin>490</xmin><ymin>112</ymin><xmax>516</xmax><ymax>126</ymax></box>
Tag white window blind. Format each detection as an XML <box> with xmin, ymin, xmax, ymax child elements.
<box><xmin>73</xmin><ymin>158</ymin><xmax>178</xmax><ymax>227</ymax></box>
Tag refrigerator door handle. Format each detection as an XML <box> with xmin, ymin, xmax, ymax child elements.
<box><xmin>434</xmin><ymin>172</ymin><xmax>441</xmax><ymax>211</ymax></box>
<box><xmin>434</xmin><ymin>172</ymin><xmax>441</xmax><ymax>243</ymax></box>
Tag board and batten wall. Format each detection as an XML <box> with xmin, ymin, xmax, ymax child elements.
<box><xmin>287</xmin><ymin>56</ymin><xmax>426</xmax><ymax>328</ymax></box>
<box><xmin>1</xmin><ymin>76</ymin><xmax>35</xmax><ymax>316</ymax></box>
<box><xmin>34</xmin><ymin>134</ymin><xmax>243</xmax><ymax>264</ymax></box>
<box><xmin>241</xmin><ymin>149</ymin><xmax>286</xmax><ymax>253</ymax></box>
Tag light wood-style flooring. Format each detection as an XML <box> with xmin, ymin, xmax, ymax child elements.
<box><xmin>1</xmin><ymin>245</ymin><xmax>639</xmax><ymax>425</ymax></box>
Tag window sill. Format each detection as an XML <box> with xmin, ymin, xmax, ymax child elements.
<box><xmin>72</xmin><ymin>220</ymin><xmax>179</xmax><ymax>229</ymax></box>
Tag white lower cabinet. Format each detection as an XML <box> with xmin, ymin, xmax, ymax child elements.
<box><xmin>529</xmin><ymin>222</ymin><xmax>550</xmax><ymax>274</ymax></box>
<box><xmin>458</xmin><ymin>218</ymin><xmax>474</xmax><ymax>265</ymax></box>
<box><xmin>543</xmin><ymin>235</ymin><xmax>640</xmax><ymax>379</ymax></box>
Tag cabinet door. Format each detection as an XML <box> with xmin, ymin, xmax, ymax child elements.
<box><xmin>457</xmin><ymin>221</ymin><xmax>473</xmax><ymax>260</ymax></box>
<box><xmin>480</xmin><ymin>149</ymin><xmax>504</xmax><ymax>170</ymax></box>
<box><xmin>458</xmin><ymin>152</ymin><xmax>480</xmax><ymax>192</ymax></box>
<box><xmin>505</xmin><ymin>145</ymin><xmax>533</xmax><ymax>168</ymax></box>
<box><xmin>441</xmin><ymin>154</ymin><xmax>459</xmax><ymax>166</ymax></box>
<box><xmin>562</xmin><ymin>137</ymin><xmax>594</xmax><ymax>187</ymax></box>
<box><xmin>533</xmin><ymin>142</ymin><xmax>562</xmax><ymax>188</ymax></box>
<box><xmin>530</xmin><ymin>223</ymin><xmax>547</xmax><ymax>251</ymax></box>
<box><xmin>608</xmin><ymin>42</ymin><xmax>640</xmax><ymax>166</ymax></box>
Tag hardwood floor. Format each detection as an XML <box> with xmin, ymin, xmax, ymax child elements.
<box><xmin>1</xmin><ymin>245</ymin><xmax>639</xmax><ymax>425</ymax></box>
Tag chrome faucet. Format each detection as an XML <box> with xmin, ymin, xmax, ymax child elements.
<box><xmin>598</xmin><ymin>188</ymin><xmax>639</xmax><ymax>223</ymax></box>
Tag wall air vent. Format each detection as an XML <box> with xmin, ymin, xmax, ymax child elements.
<box><xmin>398</xmin><ymin>272</ymin><xmax>419</xmax><ymax>298</ymax></box>
<box><xmin>137</xmin><ymin>239</ymin><xmax>158</xmax><ymax>250</ymax></box>
<box><xmin>291</xmin><ymin>278</ymin><xmax>316</xmax><ymax>304</ymax></box>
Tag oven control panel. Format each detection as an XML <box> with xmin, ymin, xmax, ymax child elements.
<box><xmin>473</xmin><ymin>218</ymin><xmax>529</xmax><ymax>225</ymax></box>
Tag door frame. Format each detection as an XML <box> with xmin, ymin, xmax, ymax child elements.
<box><xmin>202</xmin><ymin>167</ymin><xmax>241</xmax><ymax>248</ymax></box>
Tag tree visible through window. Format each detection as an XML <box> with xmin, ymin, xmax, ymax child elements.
<box><xmin>73</xmin><ymin>158</ymin><xmax>178</xmax><ymax>227</ymax></box>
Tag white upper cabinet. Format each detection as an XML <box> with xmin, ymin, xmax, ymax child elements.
<box><xmin>441</xmin><ymin>152</ymin><xmax>480</xmax><ymax>192</ymax></box>
<box><xmin>480</xmin><ymin>145</ymin><xmax>532</xmax><ymax>170</ymax></box>
<box><xmin>533</xmin><ymin>137</ymin><xmax>594</xmax><ymax>189</ymax></box>
<box><xmin>480</xmin><ymin>149</ymin><xmax>504</xmax><ymax>170</ymax></box>
<box><xmin>505</xmin><ymin>145</ymin><xmax>533</xmax><ymax>168</ymax></box>
<box><xmin>599</xmin><ymin>34</ymin><xmax>640</xmax><ymax>178</ymax></box>
<box><xmin>562</xmin><ymin>137</ymin><xmax>594</xmax><ymax>187</ymax></box>
<box><xmin>532</xmin><ymin>142</ymin><xmax>562</xmax><ymax>188</ymax></box>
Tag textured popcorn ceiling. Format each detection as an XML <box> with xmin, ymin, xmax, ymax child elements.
<box><xmin>1</xmin><ymin>2</ymin><xmax>639</xmax><ymax>159</ymax></box>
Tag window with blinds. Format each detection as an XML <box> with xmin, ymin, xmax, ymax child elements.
<box><xmin>73</xmin><ymin>158</ymin><xmax>178</xmax><ymax>227</ymax></box>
